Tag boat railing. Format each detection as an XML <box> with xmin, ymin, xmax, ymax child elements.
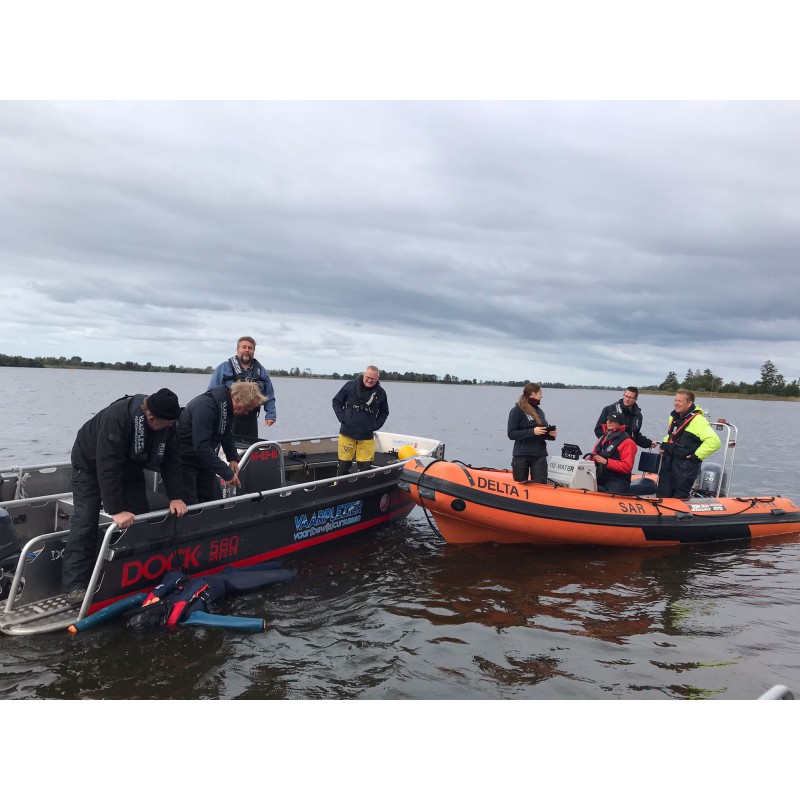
<box><xmin>3</xmin><ymin>457</ymin><xmax>415</xmax><ymax>620</ymax></box>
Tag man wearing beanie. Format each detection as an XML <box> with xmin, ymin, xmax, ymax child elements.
<box><xmin>61</xmin><ymin>388</ymin><xmax>188</xmax><ymax>603</ymax></box>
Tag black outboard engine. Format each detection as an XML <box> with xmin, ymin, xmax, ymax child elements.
<box><xmin>561</xmin><ymin>443</ymin><xmax>582</xmax><ymax>461</ymax></box>
<box><xmin>0</xmin><ymin>507</ymin><xmax>22</xmax><ymax>600</ymax></box>
<box><xmin>0</xmin><ymin>507</ymin><xmax>21</xmax><ymax>565</ymax></box>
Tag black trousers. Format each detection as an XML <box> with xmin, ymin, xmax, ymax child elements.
<box><xmin>62</xmin><ymin>467</ymin><xmax>148</xmax><ymax>592</ymax></box>
<box><xmin>511</xmin><ymin>454</ymin><xmax>548</xmax><ymax>483</ymax></box>
<box><xmin>180</xmin><ymin>454</ymin><xmax>224</xmax><ymax>505</ymax></box>
<box><xmin>657</xmin><ymin>455</ymin><xmax>700</xmax><ymax>498</ymax></box>
<box><xmin>231</xmin><ymin>409</ymin><xmax>259</xmax><ymax>439</ymax></box>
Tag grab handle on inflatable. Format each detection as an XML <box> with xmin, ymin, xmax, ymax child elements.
<box><xmin>181</xmin><ymin>610</ymin><xmax>266</xmax><ymax>632</ymax></box>
<box><xmin>68</xmin><ymin>593</ymin><xmax>149</xmax><ymax>635</ymax></box>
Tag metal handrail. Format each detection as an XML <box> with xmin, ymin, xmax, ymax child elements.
<box><xmin>3</xmin><ymin>457</ymin><xmax>414</xmax><ymax>619</ymax></box>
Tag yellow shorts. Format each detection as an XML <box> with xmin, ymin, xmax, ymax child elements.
<box><xmin>337</xmin><ymin>434</ymin><xmax>375</xmax><ymax>463</ymax></box>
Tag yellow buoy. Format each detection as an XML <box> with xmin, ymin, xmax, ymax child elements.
<box><xmin>397</xmin><ymin>444</ymin><xmax>417</xmax><ymax>460</ymax></box>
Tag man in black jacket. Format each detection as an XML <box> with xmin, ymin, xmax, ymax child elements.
<box><xmin>177</xmin><ymin>381</ymin><xmax>266</xmax><ymax>504</ymax></box>
<box><xmin>593</xmin><ymin>386</ymin><xmax>656</xmax><ymax>450</ymax></box>
<box><xmin>332</xmin><ymin>366</ymin><xmax>389</xmax><ymax>475</ymax></box>
<box><xmin>62</xmin><ymin>388</ymin><xmax>187</xmax><ymax>601</ymax></box>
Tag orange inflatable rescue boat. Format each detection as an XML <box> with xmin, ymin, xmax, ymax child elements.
<box><xmin>399</xmin><ymin>420</ymin><xmax>800</xmax><ymax>547</ymax></box>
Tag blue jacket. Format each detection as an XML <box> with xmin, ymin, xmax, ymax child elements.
<box><xmin>208</xmin><ymin>357</ymin><xmax>276</xmax><ymax>421</ymax></box>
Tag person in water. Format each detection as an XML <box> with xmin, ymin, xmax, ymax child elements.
<box><xmin>654</xmin><ymin>388</ymin><xmax>721</xmax><ymax>498</ymax></box>
<box><xmin>332</xmin><ymin>365</ymin><xmax>389</xmax><ymax>475</ymax></box>
<box><xmin>587</xmin><ymin>411</ymin><xmax>637</xmax><ymax>494</ymax></box>
<box><xmin>593</xmin><ymin>386</ymin><xmax>657</xmax><ymax>450</ymax></box>
<box><xmin>177</xmin><ymin>381</ymin><xmax>267</xmax><ymax>504</ymax></box>
<box><xmin>507</xmin><ymin>382</ymin><xmax>557</xmax><ymax>483</ymax></box>
<box><xmin>207</xmin><ymin>336</ymin><xmax>276</xmax><ymax>439</ymax></box>
<box><xmin>61</xmin><ymin>388</ymin><xmax>188</xmax><ymax>604</ymax></box>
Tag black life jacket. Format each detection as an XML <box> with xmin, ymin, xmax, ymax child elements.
<box><xmin>595</xmin><ymin>428</ymin><xmax>631</xmax><ymax>486</ymax></box>
<box><xmin>228</xmin><ymin>356</ymin><xmax>270</xmax><ymax>395</ymax></box>
<box><xmin>207</xmin><ymin>386</ymin><xmax>234</xmax><ymax>437</ymax></box>
<box><xmin>126</xmin><ymin>394</ymin><xmax>170</xmax><ymax>468</ymax></box>
<box><xmin>667</xmin><ymin>406</ymin><xmax>703</xmax><ymax>456</ymax></box>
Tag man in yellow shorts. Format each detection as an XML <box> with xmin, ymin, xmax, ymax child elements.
<box><xmin>331</xmin><ymin>365</ymin><xmax>390</xmax><ymax>475</ymax></box>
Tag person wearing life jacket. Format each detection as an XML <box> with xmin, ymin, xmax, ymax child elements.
<box><xmin>177</xmin><ymin>381</ymin><xmax>266</xmax><ymax>504</ymax></box>
<box><xmin>593</xmin><ymin>386</ymin><xmax>657</xmax><ymax>450</ymax></box>
<box><xmin>332</xmin><ymin>365</ymin><xmax>390</xmax><ymax>475</ymax></box>
<box><xmin>124</xmin><ymin>562</ymin><xmax>298</xmax><ymax>631</ymax></box>
<box><xmin>587</xmin><ymin>411</ymin><xmax>637</xmax><ymax>494</ymax></box>
<box><xmin>62</xmin><ymin>389</ymin><xmax>187</xmax><ymax>603</ymax></box>
<box><xmin>507</xmin><ymin>382</ymin><xmax>557</xmax><ymax>483</ymax></box>
<box><xmin>654</xmin><ymin>388</ymin><xmax>721</xmax><ymax>498</ymax></box>
<box><xmin>207</xmin><ymin>336</ymin><xmax>277</xmax><ymax>439</ymax></box>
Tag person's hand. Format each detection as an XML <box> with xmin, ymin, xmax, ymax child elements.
<box><xmin>229</xmin><ymin>460</ymin><xmax>239</xmax><ymax>477</ymax></box>
<box><xmin>594</xmin><ymin>455</ymin><xmax>607</xmax><ymax>465</ymax></box>
<box><xmin>264</xmin><ymin>418</ymin><xmax>276</xmax><ymax>427</ymax></box>
<box><xmin>169</xmin><ymin>499</ymin><xmax>189</xmax><ymax>517</ymax></box>
<box><xmin>225</xmin><ymin>474</ymin><xmax>242</xmax><ymax>489</ymax></box>
<box><xmin>549</xmin><ymin>427</ymin><xmax>557</xmax><ymax>439</ymax></box>
<box><xmin>111</xmin><ymin>511</ymin><xmax>136</xmax><ymax>529</ymax></box>
<box><xmin>534</xmin><ymin>426</ymin><xmax>547</xmax><ymax>436</ymax></box>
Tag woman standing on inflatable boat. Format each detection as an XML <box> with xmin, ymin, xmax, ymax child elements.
<box><xmin>507</xmin><ymin>382</ymin><xmax>557</xmax><ymax>483</ymax></box>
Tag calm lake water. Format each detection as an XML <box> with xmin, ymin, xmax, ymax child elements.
<box><xmin>2</xmin><ymin>367</ymin><xmax>800</xmax><ymax>700</ymax></box>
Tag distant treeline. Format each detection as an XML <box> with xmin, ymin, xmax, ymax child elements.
<box><xmin>645</xmin><ymin>360</ymin><xmax>800</xmax><ymax>398</ymax></box>
<box><xmin>1</xmin><ymin>353</ymin><xmax>622</xmax><ymax>389</ymax></box>
<box><xmin>7</xmin><ymin>353</ymin><xmax>796</xmax><ymax>396</ymax></box>
<box><xmin>0</xmin><ymin>353</ymin><xmax>212</xmax><ymax>374</ymax></box>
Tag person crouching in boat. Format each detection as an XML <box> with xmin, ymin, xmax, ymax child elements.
<box><xmin>507</xmin><ymin>382</ymin><xmax>557</xmax><ymax>483</ymax></box>
<box><xmin>586</xmin><ymin>411</ymin><xmax>636</xmax><ymax>494</ymax></box>
<box><xmin>61</xmin><ymin>389</ymin><xmax>188</xmax><ymax>605</ymax></box>
<box><xmin>176</xmin><ymin>381</ymin><xmax>267</xmax><ymax>504</ymax></box>
<box><xmin>654</xmin><ymin>388</ymin><xmax>721</xmax><ymax>498</ymax></box>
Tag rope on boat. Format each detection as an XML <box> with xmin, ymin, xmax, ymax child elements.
<box><xmin>634</xmin><ymin>495</ymin><xmax>769</xmax><ymax>519</ymax></box>
<box><xmin>11</xmin><ymin>467</ymin><xmax>30</xmax><ymax>500</ymax></box>
<box><xmin>417</xmin><ymin>457</ymin><xmax>444</xmax><ymax>538</ymax></box>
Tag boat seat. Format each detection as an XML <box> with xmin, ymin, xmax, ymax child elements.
<box><xmin>238</xmin><ymin>442</ymin><xmax>285</xmax><ymax>493</ymax></box>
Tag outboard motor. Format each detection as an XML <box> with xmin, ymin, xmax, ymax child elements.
<box><xmin>697</xmin><ymin>461</ymin><xmax>723</xmax><ymax>497</ymax></box>
<box><xmin>0</xmin><ymin>507</ymin><xmax>21</xmax><ymax>565</ymax></box>
<box><xmin>0</xmin><ymin>507</ymin><xmax>22</xmax><ymax>600</ymax></box>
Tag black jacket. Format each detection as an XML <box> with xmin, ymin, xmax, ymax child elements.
<box><xmin>177</xmin><ymin>387</ymin><xmax>240</xmax><ymax>480</ymax></box>
<box><xmin>507</xmin><ymin>403</ymin><xmax>554</xmax><ymax>457</ymax></box>
<box><xmin>71</xmin><ymin>394</ymin><xmax>182</xmax><ymax>514</ymax></box>
<box><xmin>593</xmin><ymin>399</ymin><xmax>652</xmax><ymax>448</ymax></box>
<box><xmin>332</xmin><ymin>377</ymin><xmax>389</xmax><ymax>440</ymax></box>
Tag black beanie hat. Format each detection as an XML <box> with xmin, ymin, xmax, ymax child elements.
<box><xmin>606</xmin><ymin>411</ymin><xmax>624</xmax><ymax>424</ymax></box>
<box><xmin>146</xmin><ymin>388</ymin><xmax>181</xmax><ymax>420</ymax></box>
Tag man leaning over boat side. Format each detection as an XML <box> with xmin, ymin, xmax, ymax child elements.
<box><xmin>177</xmin><ymin>381</ymin><xmax>267</xmax><ymax>504</ymax></box>
<box><xmin>654</xmin><ymin>388</ymin><xmax>721</xmax><ymax>498</ymax></box>
<box><xmin>586</xmin><ymin>411</ymin><xmax>636</xmax><ymax>494</ymax></box>
<box><xmin>207</xmin><ymin>336</ymin><xmax>276</xmax><ymax>439</ymax></box>
<box><xmin>593</xmin><ymin>386</ymin><xmax>657</xmax><ymax>451</ymax></box>
<box><xmin>61</xmin><ymin>389</ymin><xmax>188</xmax><ymax>604</ymax></box>
<box><xmin>332</xmin><ymin>366</ymin><xmax>389</xmax><ymax>475</ymax></box>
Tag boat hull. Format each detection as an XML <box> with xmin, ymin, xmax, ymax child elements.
<box><xmin>400</xmin><ymin>458</ymin><xmax>800</xmax><ymax>547</ymax></box>
<box><xmin>0</xmin><ymin>431</ymin><xmax>445</xmax><ymax>634</ymax></box>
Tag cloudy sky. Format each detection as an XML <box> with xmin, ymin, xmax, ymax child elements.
<box><xmin>3</xmin><ymin>8</ymin><xmax>800</xmax><ymax>387</ymax></box>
